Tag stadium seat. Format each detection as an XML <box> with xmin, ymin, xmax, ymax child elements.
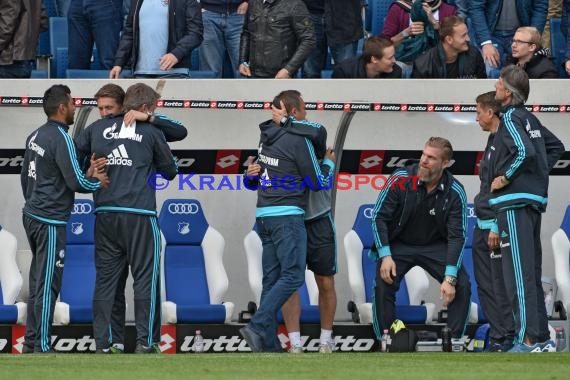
<box><xmin>343</xmin><ymin>204</ymin><xmax>435</xmax><ymax>324</ymax></box>
<box><xmin>189</xmin><ymin>70</ymin><xmax>217</xmax><ymax>78</ymax></box>
<box><xmin>53</xmin><ymin>199</ymin><xmax>97</xmax><ymax>324</ymax></box>
<box><xmin>552</xmin><ymin>205</ymin><xmax>570</xmax><ymax>316</ymax></box>
<box><xmin>31</xmin><ymin>70</ymin><xmax>49</xmax><ymax>78</ymax></box>
<box><xmin>550</xmin><ymin>18</ymin><xmax>569</xmax><ymax>78</ymax></box>
<box><xmin>66</xmin><ymin>69</ymin><xmax>109</xmax><ymax>78</ymax></box>
<box><xmin>461</xmin><ymin>204</ymin><xmax>487</xmax><ymax>323</ymax></box>
<box><xmin>49</xmin><ymin>17</ymin><xmax>68</xmax><ymax>78</ymax></box>
<box><xmin>243</xmin><ymin>226</ymin><xmax>320</xmax><ymax>324</ymax></box>
<box><xmin>370</xmin><ymin>0</ymin><xmax>394</xmax><ymax>36</ymax></box>
<box><xmin>0</xmin><ymin>227</ymin><xmax>26</xmax><ymax>324</ymax></box>
<box><xmin>159</xmin><ymin>199</ymin><xmax>234</xmax><ymax>323</ymax></box>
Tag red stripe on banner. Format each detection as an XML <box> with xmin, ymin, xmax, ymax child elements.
<box><xmin>474</xmin><ymin>151</ymin><xmax>484</xmax><ymax>176</ymax></box>
<box><xmin>358</xmin><ymin>150</ymin><xmax>386</xmax><ymax>174</ymax></box>
<box><xmin>214</xmin><ymin>150</ymin><xmax>243</xmax><ymax>174</ymax></box>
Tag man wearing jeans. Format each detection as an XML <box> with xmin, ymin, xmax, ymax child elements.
<box><xmin>199</xmin><ymin>1</ymin><xmax>248</xmax><ymax>77</ymax></box>
<box><xmin>241</xmin><ymin>90</ymin><xmax>335</xmax><ymax>352</ymax></box>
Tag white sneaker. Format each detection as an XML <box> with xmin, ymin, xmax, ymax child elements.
<box><xmin>318</xmin><ymin>340</ymin><xmax>336</xmax><ymax>353</ymax></box>
<box><xmin>288</xmin><ymin>345</ymin><xmax>304</xmax><ymax>354</ymax></box>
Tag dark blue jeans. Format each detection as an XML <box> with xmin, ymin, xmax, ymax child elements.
<box><xmin>486</xmin><ymin>31</ymin><xmax>515</xmax><ymax>79</ymax></box>
<box><xmin>302</xmin><ymin>13</ymin><xmax>327</xmax><ymax>78</ymax></box>
<box><xmin>249</xmin><ymin>214</ymin><xmax>307</xmax><ymax>351</ymax></box>
<box><xmin>0</xmin><ymin>60</ymin><xmax>32</xmax><ymax>78</ymax></box>
<box><xmin>68</xmin><ymin>0</ymin><xmax>123</xmax><ymax>70</ymax></box>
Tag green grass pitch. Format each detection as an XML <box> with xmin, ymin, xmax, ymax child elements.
<box><xmin>1</xmin><ymin>352</ymin><xmax>569</xmax><ymax>380</ymax></box>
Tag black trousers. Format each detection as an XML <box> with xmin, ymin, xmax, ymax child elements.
<box><xmin>373</xmin><ymin>241</ymin><xmax>471</xmax><ymax>339</ymax></box>
<box><xmin>497</xmin><ymin>207</ymin><xmax>550</xmax><ymax>344</ymax></box>
<box><xmin>23</xmin><ymin>215</ymin><xmax>66</xmax><ymax>352</ymax></box>
<box><xmin>472</xmin><ymin>226</ymin><xmax>515</xmax><ymax>343</ymax></box>
<box><xmin>92</xmin><ymin>213</ymin><xmax>161</xmax><ymax>348</ymax></box>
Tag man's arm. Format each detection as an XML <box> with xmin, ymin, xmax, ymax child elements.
<box><xmin>499</xmin><ymin>110</ymin><xmax>537</xmax><ymax>182</ymax></box>
<box><xmin>445</xmin><ymin>182</ymin><xmax>468</xmax><ymax>279</ymax></box>
<box><xmin>0</xmin><ymin>0</ymin><xmax>20</xmax><ymax>51</ymax></box>
<box><xmin>543</xmin><ymin>125</ymin><xmax>566</xmax><ymax>171</ymax></box>
<box><xmin>152</xmin><ymin>131</ymin><xmax>179</xmax><ymax>181</ymax></box>
<box><xmin>282</xmin><ymin>3</ymin><xmax>316</xmax><ymax>76</ymax></box>
<box><xmin>149</xmin><ymin>113</ymin><xmax>188</xmax><ymax>142</ymax></box>
<box><xmin>20</xmin><ymin>140</ymin><xmax>31</xmax><ymax>199</ymax></box>
<box><xmin>296</xmin><ymin>138</ymin><xmax>334</xmax><ymax>192</ymax></box>
<box><xmin>169</xmin><ymin>0</ymin><xmax>204</xmax><ymax>63</ymax></box>
<box><xmin>370</xmin><ymin>170</ymin><xmax>407</xmax><ymax>260</ymax></box>
<box><xmin>530</xmin><ymin>0</ymin><xmax>549</xmax><ymax>32</ymax></box>
<box><xmin>468</xmin><ymin>0</ymin><xmax>492</xmax><ymax>45</ymax></box>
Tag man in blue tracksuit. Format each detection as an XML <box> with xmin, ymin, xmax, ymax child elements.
<box><xmin>75</xmin><ymin>83</ymin><xmax>179</xmax><ymax>353</ymax></box>
<box><xmin>241</xmin><ymin>90</ymin><xmax>335</xmax><ymax>352</ymax></box>
<box><xmin>490</xmin><ymin>65</ymin><xmax>565</xmax><ymax>352</ymax></box>
<box><xmin>20</xmin><ymin>85</ymin><xmax>108</xmax><ymax>353</ymax></box>
<box><xmin>473</xmin><ymin>91</ymin><xmax>515</xmax><ymax>351</ymax></box>
<box><xmin>371</xmin><ymin>137</ymin><xmax>471</xmax><ymax>340</ymax></box>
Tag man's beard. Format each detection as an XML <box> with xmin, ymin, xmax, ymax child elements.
<box><xmin>418</xmin><ymin>166</ymin><xmax>439</xmax><ymax>183</ymax></box>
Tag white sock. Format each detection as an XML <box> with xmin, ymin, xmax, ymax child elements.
<box><xmin>289</xmin><ymin>331</ymin><xmax>301</xmax><ymax>347</ymax></box>
<box><xmin>320</xmin><ymin>329</ymin><xmax>333</xmax><ymax>344</ymax></box>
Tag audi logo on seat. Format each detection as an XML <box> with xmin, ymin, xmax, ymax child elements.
<box><xmin>168</xmin><ymin>203</ymin><xmax>199</xmax><ymax>215</ymax></box>
<box><xmin>72</xmin><ymin>202</ymin><xmax>93</xmax><ymax>215</ymax></box>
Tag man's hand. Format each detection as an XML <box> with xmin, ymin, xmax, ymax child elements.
<box><xmin>409</xmin><ymin>21</ymin><xmax>425</xmax><ymax>36</ymax></box>
<box><xmin>123</xmin><ymin>110</ymin><xmax>150</xmax><ymax>127</ymax></box>
<box><xmin>275</xmin><ymin>68</ymin><xmax>291</xmax><ymax>79</ymax></box>
<box><xmin>440</xmin><ymin>280</ymin><xmax>456</xmax><ymax>307</ymax></box>
<box><xmin>271</xmin><ymin>100</ymin><xmax>287</xmax><ymax>124</ymax></box>
<box><xmin>565</xmin><ymin>60</ymin><xmax>570</xmax><ymax>75</ymax></box>
<box><xmin>325</xmin><ymin>148</ymin><xmax>336</xmax><ymax>163</ymax></box>
<box><xmin>487</xmin><ymin>231</ymin><xmax>499</xmax><ymax>250</ymax></box>
<box><xmin>379</xmin><ymin>256</ymin><xmax>397</xmax><ymax>284</ymax></box>
<box><xmin>245</xmin><ymin>156</ymin><xmax>261</xmax><ymax>176</ymax></box>
<box><xmin>109</xmin><ymin>66</ymin><xmax>122</xmax><ymax>79</ymax></box>
<box><xmin>237</xmin><ymin>1</ymin><xmax>248</xmax><ymax>14</ymax></box>
<box><xmin>490</xmin><ymin>175</ymin><xmax>509</xmax><ymax>192</ymax></box>
<box><xmin>239</xmin><ymin>63</ymin><xmax>252</xmax><ymax>77</ymax></box>
<box><xmin>482</xmin><ymin>44</ymin><xmax>500</xmax><ymax>68</ymax></box>
<box><xmin>159</xmin><ymin>53</ymin><xmax>179</xmax><ymax>71</ymax></box>
<box><xmin>87</xmin><ymin>153</ymin><xmax>107</xmax><ymax>177</ymax></box>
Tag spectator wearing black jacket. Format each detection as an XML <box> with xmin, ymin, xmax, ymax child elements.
<box><xmin>507</xmin><ymin>27</ymin><xmax>559</xmax><ymax>78</ymax></box>
<box><xmin>412</xmin><ymin>16</ymin><xmax>487</xmax><ymax>78</ymax></box>
<box><xmin>239</xmin><ymin>0</ymin><xmax>316</xmax><ymax>78</ymax></box>
<box><xmin>332</xmin><ymin>36</ymin><xmax>403</xmax><ymax>78</ymax></box>
<box><xmin>110</xmin><ymin>0</ymin><xmax>203</xmax><ymax>79</ymax></box>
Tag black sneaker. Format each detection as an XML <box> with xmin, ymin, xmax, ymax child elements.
<box><xmin>95</xmin><ymin>348</ymin><xmax>111</xmax><ymax>354</ymax></box>
<box><xmin>21</xmin><ymin>345</ymin><xmax>34</xmax><ymax>354</ymax></box>
<box><xmin>134</xmin><ymin>344</ymin><xmax>160</xmax><ymax>354</ymax></box>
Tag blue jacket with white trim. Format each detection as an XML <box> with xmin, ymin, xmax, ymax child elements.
<box><xmin>370</xmin><ymin>162</ymin><xmax>468</xmax><ymax>278</ymax></box>
<box><xmin>488</xmin><ymin>105</ymin><xmax>564</xmax><ymax>213</ymax></box>
<box><xmin>21</xmin><ymin>120</ymin><xmax>102</xmax><ymax>224</ymax></box>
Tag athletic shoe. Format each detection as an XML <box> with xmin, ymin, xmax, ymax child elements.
<box><xmin>485</xmin><ymin>343</ymin><xmax>505</xmax><ymax>352</ymax></box>
<box><xmin>541</xmin><ymin>340</ymin><xmax>557</xmax><ymax>352</ymax></box>
<box><xmin>508</xmin><ymin>342</ymin><xmax>543</xmax><ymax>353</ymax></box>
<box><xmin>110</xmin><ymin>344</ymin><xmax>124</xmax><ymax>354</ymax></box>
<box><xmin>21</xmin><ymin>345</ymin><xmax>34</xmax><ymax>354</ymax></box>
<box><xmin>288</xmin><ymin>345</ymin><xmax>304</xmax><ymax>354</ymax></box>
<box><xmin>134</xmin><ymin>344</ymin><xmax>160</xmax><ymax>354</ymax></box>
<box><xmin>318</xmin><ymin>341</ymin><xmax>336</xmax><ymax>353</ymax></box>
<box><xmin>95</xmin><ymin>348</ymin><xmax>111</xmax><ymax>354</ymax></box>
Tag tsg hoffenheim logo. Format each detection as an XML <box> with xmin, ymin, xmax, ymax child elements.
<box><xmin>71</xmin><ymin>222</ymin><xmax>84</xmax><ymax>235</ymax></box>
<box><xmin>178</xmin><ymin>222</ymin><xmax>190</xmax><ymax>235</ymax></box>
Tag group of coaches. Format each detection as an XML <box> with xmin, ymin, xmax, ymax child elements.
<box><xmin>21</xmin><ymin>83</ymin><xmax>185</xmax><ymax>353</ymax></box>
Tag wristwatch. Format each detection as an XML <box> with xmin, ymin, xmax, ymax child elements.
<box><xmin>445</xmin><ymin>276</ymin><xmax>457</xmax><ymax>286</ymax></box>
<box><xmin>146</xmin><ymin>112</ymin><xmax>153</xmax><ymax>122</ymax></box>
<box><xmin>401</xmin><ymin>29</ymin><xmax>410</xmax><ymax>39</ymax></box>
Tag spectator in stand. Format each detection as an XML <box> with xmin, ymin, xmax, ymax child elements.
<box><xmin>541</xmin><ymin>0</ymin><xmax>562</xmax><ymax>49</ymax></box>
<box><xmin>507</xmin><ymin>27</ymin><xmax>558</xmax><ymax>77</ymax></box>
<box><xmin>564</xmin><ymin>0</ymin><xmax>570</xmax><ymax>75</ymax></box>
<box><xmin>110</xmin><ymin>0</ymin><xmax>203</xmax><ymax>79</ymax></box>
<box><xmin>332</xmin><ymin>36</ymin><xmax>403</xmax><ymax>78</ymax></box>
<box><xmin>239</xmin><ymin>0</ymin><xmax>315</xmax><ymax>78</ymax></box>
<box><xmin>412</xmin><ymin>16</ymin><xmax>487</xmax><ymax>78</ymax></box>
<box><xmin>0</xmin><ymin>0</ymin><xmax>48</xmax><ymax>78</ymax></box>
<box><xmin>302</xmin><ymin>0</ymin><xmax>326</xmax><ymax>78</ymax></box>
<box><xmin>199</xmin><ymin>1</ymin><xmax>248</xmax><ymax>78</ymax></box>
<box><xmin>383</xmin><ymin>0</ymin><xmax>457</xmax><ymax>77</ymax></box>
<box><xmin>324</xmin><ymin>0</ymin><xmax>364</xmax><ymax>66</ymax></box>
<box><xmin>469</xmin><ymin>0</ymin><xmax>549</xmax><ymax>78</ymax></box>
<box><xmin>68</xmin><ymin>0</ymin><xmax>124</xmax><ymax>70</ymax></box>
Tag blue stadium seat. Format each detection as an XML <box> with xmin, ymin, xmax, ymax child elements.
<box><xmin>49</xmin><ymin>17</ymin><xmax>68</xmax><ymax>78</ymax></box>
<box><xmin>462</xmin><ymin>204</ymin><xmax>487</xmax><ymax>323</ymax></box>
<box><xmin>53</xmin><ymin>199</ymin><xmax>96</xmax><ymax>324</ymax></box>
<box><xmin>321</xmin><ymin>70</ymin><xmax>333</xmax><ymax>78</ymax></box>
<box><xmin>31</xmin><ymin>70</ymin><xmax>49</xmax><ymax>78</ymax></box>
<box><xmin>66</xmin><ymin>69</ymin><xmax>109</xmax><ymax>78</ymax></box>
<box><xmin>243</xmin><ymin>226</ymin><xmax>321</xmax><ymax>324</ymax></box>
<box><xmin>189</xmin><ymin>70</ymin><xmax>217</xmax><ymax>78</ymax></box>
<box><xmin>550</xmin><ymin>18</ymin><xmax>569</xmax><ymax>78</ymax></box>
<box><xmin>552</xmin><ymin>205</ymin><xmax>570</xmax><ymax>316</ymax></box>
<box><xmin>0</xmin><ymin>228</ymin><xmax>26</xmax><ymax>324</ymax></box>
<box><xmin>370</xmin><ymin>0</ymin><xmax>395</xmax><ymax>36</ymax></box>
<box><xmin>159</xmin><ymin>199</ymin><xmax>234</xmax><ymax>323</ymax></box>
<box><xmin>343</xmin><ymin>204</ymin><xmax>435</xmax><ymax>324</ymax></box>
